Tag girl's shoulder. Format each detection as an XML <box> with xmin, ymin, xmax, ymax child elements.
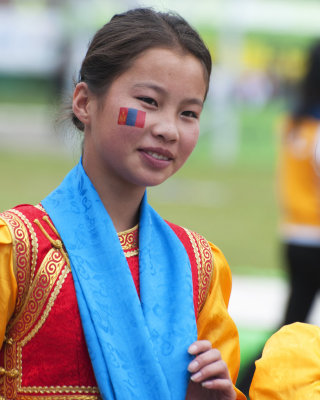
<box><xmin>166</xmin><ymin>220</ymin><xmax>215</xmax><ymax>315</ymax></box>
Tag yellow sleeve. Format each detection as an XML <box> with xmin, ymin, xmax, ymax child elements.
<box><xmin>197</xmin><ymin>242</ymin><xmax>246</xmax><ymax>400</ymax></box>
<box><xmin>250</xmin><ymin>323</ymin><xmax>320</xmax><ymax>400</ymax></box>
<box><xmin>0</xmin><ymin>218</ymin><xmax>17</xmax><ymax>349</ymax></box>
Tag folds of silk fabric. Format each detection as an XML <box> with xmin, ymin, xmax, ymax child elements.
<box><xmin>42</xmin><ymin>160</ymin><xmax>197</xmax><ymax>400</ymax></box>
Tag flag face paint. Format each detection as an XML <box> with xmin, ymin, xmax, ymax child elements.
<box><xmin>118</xmin><ymin>107</ymin><xmax>146</xmax><ymax>128</ymax></box>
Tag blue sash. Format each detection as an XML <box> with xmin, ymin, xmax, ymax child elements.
<box><xmin>42</xmin><ymin>160</ymin><xmax>197</xmax><ymax>400</ymax></box>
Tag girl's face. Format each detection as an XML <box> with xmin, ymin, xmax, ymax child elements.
<box><xmin>78</xmin><ymin>47</ymin><xmax>207</xmax><ymax>191</ymax></box>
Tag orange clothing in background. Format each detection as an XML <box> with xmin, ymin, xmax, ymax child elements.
<box><xmin>278</xmin><ymin>117</ymin><xmax>320</xmax><ymax>242</ymax></box>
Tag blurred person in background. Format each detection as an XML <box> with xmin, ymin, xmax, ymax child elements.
<box><xmin>0</xmin><ymin>8</ymin><xmax>245</xmax><ymax>400</ymax></box>
<box><xmin>277</xmin><ymin>39</ymin><xmax>320</xmax><ymax>326</ymax></box>
<box><xmin>238</xmin><ymin>39</ymin><xmax>320</xmax><ymax>398</ymax></box>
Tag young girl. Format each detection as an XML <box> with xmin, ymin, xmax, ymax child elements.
<box><xmin>0</xmin><ymin>8</ymin><xmax>245</xmax><ymax>400</ymax></box>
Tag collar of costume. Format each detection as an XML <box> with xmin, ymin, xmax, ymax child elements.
<box><xmin>42</xmin><ymin>159</ymin><xmax>197</xmax><ymax>400</ymax></box>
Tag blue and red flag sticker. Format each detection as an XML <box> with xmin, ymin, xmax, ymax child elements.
<box><xmin>118</xmin><ymin>107</ymin><xmax>146</xmax><ymax>128</ymax></box>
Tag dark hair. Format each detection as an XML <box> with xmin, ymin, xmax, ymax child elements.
<box><xmin>293</xmin><ymin>40</ymin><xmax>320</xmax><ymax>120</ymax></box>
<box><xmin>72</xmin><ymin>7</ymin><xmax>212</xmax><ymax>131</ymax></box>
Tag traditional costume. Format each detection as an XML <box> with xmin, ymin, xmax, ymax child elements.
<box><xmin>0</xmin><ymin>161</ymin><xmax>244</xmax><ymax>400</ymax></box>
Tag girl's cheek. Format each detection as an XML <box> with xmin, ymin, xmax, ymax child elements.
<box><xmin>186</xmin><ymin>127</ymin><xmax>200</xmax><ymax>149</ymax></box>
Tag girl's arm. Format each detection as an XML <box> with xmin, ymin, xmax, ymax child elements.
<box><xmin>191</xmin><ymin>243</ymin><xmax>246</xmax><ymax>400</ymax></box>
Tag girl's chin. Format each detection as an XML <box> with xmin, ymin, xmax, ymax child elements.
<box><xmin>137</xmin><ymin>175</ymin><xmax>172</xmax><ymax>188</ymax></box>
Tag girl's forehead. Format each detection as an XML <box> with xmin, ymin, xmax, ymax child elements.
<box><xmin>132</xmin><ymin>46</ymin><xmax>196</xmax><ymax>65</ymax></box>
<box><xmin>96</xmin><ymin>47</ymin><xmax>208</xmax><ymax>102</ymax></box>
<box><xmin>124</xmin><ymin>47</ymin><xmax>208</xmax><ymax>85</ymax></box>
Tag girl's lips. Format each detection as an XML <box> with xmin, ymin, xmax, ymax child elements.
<box><xmin>138</xmin><ymin>147</ymin><xmax>174</xmax><ymax>168</ymax></box>
<box><xmin>139</xmin><ymin>147</ymin><xmax>174</xmax><ymax>160</ymax></box>
<box><xmin>145</xmin><ymin>151</ymin><xmax>170</xmax><ymax>161</ymax></box>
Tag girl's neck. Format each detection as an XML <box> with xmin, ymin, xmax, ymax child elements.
<box><xmin>100</xmin><ymin>187</ymin><xmax>143</xmax><ymax>233</ymax></box>
<box><xmin>82</xmin><ymin>158</ymin><xmax>145</xmax><ymax>233</ymax></box>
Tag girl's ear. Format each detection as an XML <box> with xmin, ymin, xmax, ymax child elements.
<box><xmin>72</xmin><ymin>82</ymin><xmax>92</xmax><ymax>126</ymax></box>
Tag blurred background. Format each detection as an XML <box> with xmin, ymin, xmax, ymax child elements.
<box><xmin>1</xmin><ymin>0</ymin><xmax>320</xmax><ymax>396</ymax></box>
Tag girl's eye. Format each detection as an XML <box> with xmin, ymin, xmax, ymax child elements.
<box><xmin>181</xmin><ymin>110</ymin><xmax>198</xmax><ymax>119</ymax></box>
<box><xmin>137</xmin><ymin>97</ymin><xmax>158</xmax><ymax>107</ymax></box>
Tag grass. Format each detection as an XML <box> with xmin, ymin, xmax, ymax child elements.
<box><xmin>149</xmin><ymin>160</ymin><xmax>280</xmax><ymax>274</ymax></box>
<box><xmin>0</xmin><ymin>150</ymin><xmax>78</xmax><ymax>210</ymax></box>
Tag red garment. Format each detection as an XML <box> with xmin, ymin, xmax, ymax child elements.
<box><xmin>0</xmin><ymin>204</ymin><xmax>213</xmax><ymax>399</ymax></box>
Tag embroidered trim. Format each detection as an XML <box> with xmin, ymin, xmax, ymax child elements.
<box><xmin>124</xmin><ymin>249</ymin><xmax>139</xmax><ymax>258</ymax></box>
<box><xmin>0</xmin><ymin>210</ymin><xmax>38</xmax><ymax>328</ymax></box>
<box><xmin>4</xmin><ymin>253</ymin><xmax>68</xmax><ymax>396</ymax></box>
<box><xmin>3</xmin><ymin>337</ymin><xmax>17</xmax><ymax>399</ymax></box>
<box><xmin>117</xmin><ymin>224</ymin><xmax>138</xmax><ymax>236</ymax></box>
<box><xmin>10</xmin><ymin>209</ymin><xmax>38</xmax><ymax>284</ymax></box>
<box><xmin>34</xmin><ymin>217</ymin><xmax>71</xmax><ymax>270</ymax></box>
<box><xmin>118</xmin><ymin>225</ymin><xmax>139</xmax><ymax>258</ymax></box>
<box><xmin>18</xmin><ymin>384</ymin><xmax>99</xmax><ymax>395</ymax></box>
<box><xmin>21</xmin><ymin>263</ymin><xmax>69</xmax><ymax>346</ymax></box>
<box><xmin>17</xmin><ymin>266</ymin><xmax>70</xmax><ymax>393</ymax></box>
<box><xmin>15</xmin><ymin>396</ymin><xmax>100</xmax><ymax>400</ymax></box>
<box><xmin>9</xmin><ymin>249</ymin><xmax>65</xmax><ymax>343</ymax></box>
<box><xmin>118</xmin><ymin>225</ymin><xmax>139</xmax><ymax>251</ymax></box>
<box><xmin>34</xmin><ymin>204</ymin><xmax>46</xmax><ymax>213</ymax></box>
<box><xmin>183</xmin><ymin>228</ymin><xmax>214</xmax><ymax>313</ymax></box>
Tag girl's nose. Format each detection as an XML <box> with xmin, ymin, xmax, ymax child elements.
<box><xmin>150</xmin><ymin>116</ymin><xmax>179</xmax><ymax>143</ymax></box>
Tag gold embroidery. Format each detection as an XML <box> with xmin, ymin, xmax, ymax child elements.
<box><xmin>118</xmin><ymin>225</ymin><xmax>139</xmax><ymax>258</ymax></box>
<box><xmin>117</xmin><ymin>225</ymin><xmax>139</xmax><ymax>251</ymax></box>
<box><xmin>183</xmin><ymin>228</ymin><xmax>214</xmax><ymax>314</ymax></box>
<box><xmin>19</xmin><ymin>386</ymin><xmax>99</xmax><ymax>395</ymax></box>
<box><xmin>34</xmin><ymin>217</ymin><xmax>71</xmax><ymax>270</ymax></box>
<box><xmin>3</xmin><ymin>337</ymin><xmax>17</xmax><ymax>399</ymax></box>
<box><xmin>124</xmin><ymin>249</ymin><xmax>139</xmax><ymax>258</ymax></box>
<box><xmin>0</xmin><ymin>368</ymin><xmax>19</xmax><ymax>379</ymax></box>
<box><xmin>22</xmin><ymin>264</ymin><xmax>69</xmax><ymax>347</ymax></box>
<box><xmin>0</xmin><ymin>210</ymin><xmax>38</xmax><ymax>329</ymax></box>
<box><xmin>4</xmin><ymin>252</ymin><xmax>68</xmax><ymax>396</ymax></box>
<box><xmin>10</xmin><ymin>209</ymin><xmax>38</xmax><ymax>284</ymax></box>
<box><xmin>10</xmin><ymin>249</ymin><xmax>65</xmax><ymax>342</ymax></box>
<box><xmin>3</xmin><ymin>337</ymin><xmax>14</xmax><ymax>345</ymax></box>
<box><xmin>16</xmin><ymin>395</ymin><xmax>100</xmax><ymax>400</ymax></box>
<box><xmin>18</xmin><ymin>266</ymin><xmax>70</xmax><ymax>392</ymax></box>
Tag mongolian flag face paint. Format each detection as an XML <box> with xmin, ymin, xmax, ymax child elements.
<box><xmin>118</xmin><ymin>107</ymin><xmax>146</xmax><ymax>128</ymax></box>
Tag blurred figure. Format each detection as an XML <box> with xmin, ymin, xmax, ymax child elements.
<box><xmin>278</xmin><ymin>39</ymin><xmax>320</xmax><ymax>325</ymax></box>
<box><xmin>238</xmin><ymin>39</ymin><xmax>320</xmax><ymax>397</ymax></box>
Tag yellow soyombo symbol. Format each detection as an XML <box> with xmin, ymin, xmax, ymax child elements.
<box><xmin>118</xmin><ymin>109</ymin><xmax>127</xmax><ymax>124</ymax></box>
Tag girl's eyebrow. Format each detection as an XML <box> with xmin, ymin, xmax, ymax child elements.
<box><xmin>132</xmin><ymin>82</ymin><xmax>204</xmax><ymax>107</ymax></box>
<box><xmin>133</xmin><ymin>82</ymin><xmax>166</xmax><ymax>94</ymax></box>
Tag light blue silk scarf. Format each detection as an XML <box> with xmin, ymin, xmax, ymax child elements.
<box><xmin>42</xmin><ymin>160</ymin><xmax>197</xmax><ymax>400</ymax></box>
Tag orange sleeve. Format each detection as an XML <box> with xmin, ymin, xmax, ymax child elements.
<box><xmin>197</xmin><ymin>242</ymin><xmax>246</xmax><ymax>400</ymax></box>
<box><xmin>0</xmin><ymin>218</ymin><xmax>17</xmax><ymax>349</ymax></box>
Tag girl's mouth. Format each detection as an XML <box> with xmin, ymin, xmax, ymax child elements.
<box><xmin>145</xmin><ymin>151</ymin><xmax>170</xmax><ymax>161</ymax></box>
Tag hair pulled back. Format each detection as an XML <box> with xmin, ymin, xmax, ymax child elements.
<box><xmin>72</xmin><ymin>7</ymin><xmax>212</xmax><ymax>131</ymax></box>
